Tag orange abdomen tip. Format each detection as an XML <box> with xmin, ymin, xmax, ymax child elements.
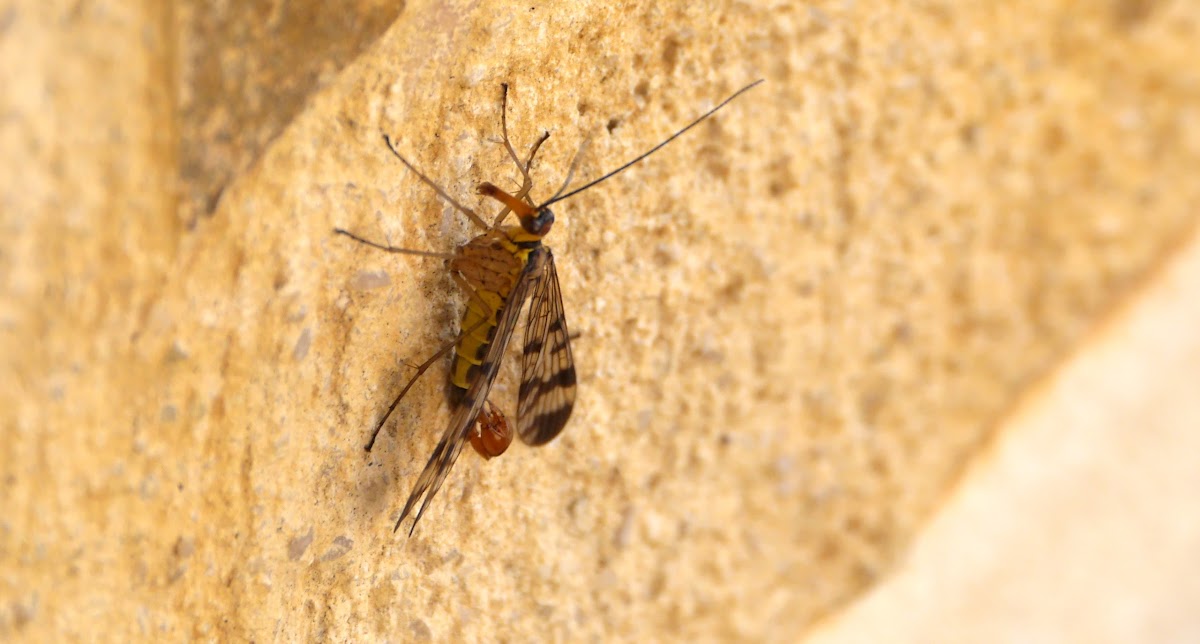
<box><xmin>469</xmin><ymin>403</ymin><xmax>514</xmax><ymax>459</ymax></box>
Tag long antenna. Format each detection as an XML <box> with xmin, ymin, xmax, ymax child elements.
<box><xmin>538</xmin><ymin>79</ymin><xmax>763</xmax><ymax>209</ymax></box>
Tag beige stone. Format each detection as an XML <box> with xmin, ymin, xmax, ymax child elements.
<box><xmin>808</xmin><ymin>223</ymin><xmax>1200</xmax><ymax>644</ymax></box>
<box><xmin>2</xmin><ymin>0</ymin><xmax>1197</xmax><ymax>640</ymax></box>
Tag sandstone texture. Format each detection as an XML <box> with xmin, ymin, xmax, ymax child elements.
<box><xmin>2</xmin><ymin>1</ymin><xmax>1197</xmax><ymax>640</ymax></box>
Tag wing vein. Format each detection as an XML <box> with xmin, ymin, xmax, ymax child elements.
<box><xmin>393</xmin><ymin>248</ymin><xmax>550</xmax><ymax>534</ymax></box>
<box><xmin>517</xmin><ymin>251</ymin><xmax>576</xmax><ymax>446</ymax></box>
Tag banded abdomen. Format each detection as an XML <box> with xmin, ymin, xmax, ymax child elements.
<box><xmin>448</xmin><ymin>226</ymin><xmax>539</xmax><ymax>402</ymax></box>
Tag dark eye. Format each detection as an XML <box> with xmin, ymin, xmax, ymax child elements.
<box><xmin>525</xmin><ymin>207</ymin><xmax>555</xmax><ymax>235</ymax></box>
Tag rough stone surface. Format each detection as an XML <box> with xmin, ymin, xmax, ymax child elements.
<box><xmin>2</xmin><ymin>0</ymin><xmax>1197</xmax><ymax>640</ymax></box>
<box><xmin>807</xmin><ymin>228</ymin><xmax>1200</xmax><ymax>643</ymax></box>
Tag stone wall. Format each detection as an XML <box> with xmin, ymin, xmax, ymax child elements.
<box><xmin>2</xmin><ymin>1</ymin><xmax>1197</xmax><ymax>639</ymax></box>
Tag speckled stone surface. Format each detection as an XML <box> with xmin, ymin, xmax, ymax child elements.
<box><xmin>807</xmin><ymin>228</ymin><xmax>1200</xmax><ymax>643</ymax></box>
<box><xmin>2</xmin><ymin>1</ymin><xmax>1198</xmax><ymax>640</ymax></box>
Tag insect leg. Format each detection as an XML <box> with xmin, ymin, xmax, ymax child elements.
<box><xmin>492</xmin><ymin>84</ymin><xmax>551</xmax><ymax>226</ymax></box>
<box><xmin>364</xmin><ymin>263</ymin><xmax>503</xmax><ymax>452</ymax></box>
<box><xmin>498</xmin><ymin>84</ymin><xmax>538</xmax><ymax>196</ymax></box>
<box><xmin>381</xmin><ymin>133</ymin><xmax>492</xmax><ymax>231</ymax></box>
<box><xmin>546</xmin><ymin>136</ymin><xmax>592</xmax><ymax>203</ymax></box>
<box><xmin>363</xmin><ymin>314</ymin><xmax>492</xmax><ymax>452</ymax></box>
<box><xmin>332</xmin><ymin>228</ymin><xmax>458</xmax><ymax>258</ymax></box>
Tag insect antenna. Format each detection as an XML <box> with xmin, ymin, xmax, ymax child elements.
<box><xmin>546</xmin><ymin>137</ymin><xmax>592</xmax><ymax>203</ymax></box>
<box><xmin>537</xmin><ymin>78</ymin><xmax>764</xmax><ymax>209</ymax></box>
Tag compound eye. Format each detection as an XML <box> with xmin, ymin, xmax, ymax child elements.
<box><xmin>524</xmin><ymin>207</ymin><xmax>555</xmax><ymax>235</ymax></box>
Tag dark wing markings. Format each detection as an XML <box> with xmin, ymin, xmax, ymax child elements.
<box><xmin>517</xmin><ymin>250</ymin><xmax>577</xmax><ymax>446</ymax></box>
<box><xmin>393</xmin><ymin>248</ymin><xmax>549</xmax><ymax>535</ymax></box>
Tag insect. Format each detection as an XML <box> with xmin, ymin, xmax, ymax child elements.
<box><xmin>335</xmin><ymin>79</ymin><xmax>763</xmax><ymax>535</ymax></box>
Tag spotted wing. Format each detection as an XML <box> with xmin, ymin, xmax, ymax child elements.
<box><xmin>517</xmin><ymin>250</ymin><xmax>576</xmax><ymax>445</ymax></box>
<box><xmin>393</xmin><ymin>248</ymin><xmax>548</xmax><ymax>535</ymax></box>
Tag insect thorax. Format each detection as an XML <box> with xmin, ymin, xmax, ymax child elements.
<box><xmin>452</xmin><ymin>226</ymin><xmax>540</xmax><ymax>298</ymax></box>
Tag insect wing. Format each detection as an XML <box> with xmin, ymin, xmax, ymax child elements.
<box><xmin>517</xmin><ymin>250</ymin><xmax>577</xmax><ymax>445</ymax></box>
<box><xmin>394</xmin><ymin>248</ymin><xmax>549</xmax><ymax>534</ymax></box>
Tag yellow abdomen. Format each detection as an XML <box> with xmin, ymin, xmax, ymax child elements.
<box><xmin>448</xmin><ymin>226</ymin><xmax>537</xmax><ymax>398</ymax></box>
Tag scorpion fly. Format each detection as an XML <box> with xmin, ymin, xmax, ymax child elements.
<box><xmin>335</xmin><ymin>79</ymin><xmax>763</xmax><ymax>535</ymax></box>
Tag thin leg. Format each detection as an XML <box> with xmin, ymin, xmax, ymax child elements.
<box><xmin>491</xmin><ymin>132</ymin><xmax>549</xmax><ymax>227</ymax></box>
<box><xmin>334</xmin><ymin>227</ymin><xmax>457</xmax><ymax>259</ymax></box>
<box><xmin>499</xmin><ymin>84</ymin><xmax>550</xmax><ymax>200</ymax></box>
<box><xmin>363</xmin><ymin>267</ymin><xmax>501</xmax><ymax>452</ymax></box>
<box><xmin>364</xmin><ymin>313</ymin><xmax>491</xmax><ymax>452</ymax></box>
<box><xmin>488</xmin><ymin>133</ymin><xmax>549</xmax><ymax>227</ymax></box>
<box><xmin>498</xmin><ymin>84</ymin><xmax>532</xmax><ymax>192</ymax></box>
<box><xmin>520</xmin><ymin>133</ymin><xmax>550</xmax><ymax>204</ymax></box>
<box><xmin>492</xmin><ymin>84</ymin><xmax>552</xmax><ymax>226</ymax></box>
<box><xmin>546</xmin><ymin>137</ymin><xmax>593</xmax><ymax>203</ymax></box>
<box><xmin>382</xmin><ymin>134</ymin><xmax>492</xmax><ymax>231</ymax></box>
